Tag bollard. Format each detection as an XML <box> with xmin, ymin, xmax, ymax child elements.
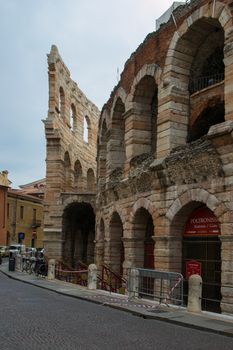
<box><xmin>187</xmin><ymin>274</ymin><xmax>202</xmax><ymax>313</ymax></box>
<box><xmin>47</xmin><ymin>259</ymin><xmax>56</xmax><ymax>280</ymax></box>
<box><xmin>128</xmin><ymin>268</ymin><xmax>139</xmax><ymax>299</ymax></box>
<box><xmin>88</xmin><ymin>264</ymin><xmax>97</xmax><ymax>290</ymax></box>
<box><xmin>15</xmin><ymin>254</ymin><xmax>22</xmax><ymax>271</ymax></box>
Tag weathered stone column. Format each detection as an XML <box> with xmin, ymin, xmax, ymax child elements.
<box><xmin>103</xmin><ymin>238</ymin><xmax>111</xmax><ymax>266</ymax></box>
<box><xmin>224</xmin><ymin>27</ymin><xmax>233</xmax><ymax>121</ymax></box>
<box><xmin>124</xmin><ymin>109</ymin><xmax>152</xmax><ymax>164</ymax></box>
<box><xmin>220</xmin><ymin>235</ymin><xmax>233</xmax><ymax>314</ymax></box>
<box><xmin>153</xmin><ymin>236</ymin><xmax>182</xmax><ymax>273</ymax></box>
<box><xmin>122</xmin><ymin>237</ymin><xmax>144</xmax><ymax>270</ymax></box>
<box><xmin>43</xmin><ymin>228</ymin><xmax>63</xmax><ymax>260</ymax></box>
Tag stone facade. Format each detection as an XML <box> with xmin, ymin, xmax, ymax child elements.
<box><xmin>96</xmin><ymin>0</ymin><xmax>233</xmax><ymax>314</ymax></box>
<box><xmin>7</xmin><ymin>189</ymin><xmax>44</xmax><ymax>248</ymax></box>
<box><xmin>43</xmin><ymin>46</ymin><xmax>99</xmax><ymax>265</ymax></box>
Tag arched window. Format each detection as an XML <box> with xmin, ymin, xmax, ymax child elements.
<box><xmin>109</xmin><ymin>212</ymin><xmax>124</xmax><ymax>275</ymax></box>
<box><xmin>108</xmin><ymin>98</ymin><xmax>125</xmax><ymax>172</ymax></box>
<box><xmin>87</xmin><ymin>168</ymin><xmax>95</xmax><ymax>192</ymax></box>
<box><xmin>132</xmin><ymin>75</ymin><xmax>158</xmax><ymax>156</ymax></box>
<box><xmin>70</xmin><ymin>104</ymin><xmax>77</xmax><ymax>131</ymax></box>
<box><xmin>84</xmin><ymin>116</ymin><xmax>91</xmax><ymax>143</ymax></box>
<box><xmin>74</xmin><ymin>160</ymin><xmax>83</xmax><ymax>191</ymax></box>
<box><xmin>64</xmin><ymin>151</ymin><xmax>73</xmax><ymax>191</ymax></box>
<box><xmin>59</xmin><ymin>87</ymin><xmax>65</xmax><ymax>118</ymax></box>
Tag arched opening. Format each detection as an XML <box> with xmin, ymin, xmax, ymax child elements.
<box><xmin>84</xmin><ymin>116</ymin><xmax>91</xmax><ymax>143</ymax></box>
<box><xmin>109</xmin><ymin>212</ymin><xmax>124</xmax><ymax>275</ymax></box>
<box><xmin>59</xmin><ymin>87</ymin><xmax>65</xmax><ymax>118</ymax></box>
<box><xmin>166</xmin><ymin>17</ymin><xmax>225</xmax><ymax>148</ymax></box>
<box><xmin>182</xmin><ymin>205</ymin><xmax>221</xmax><ymax>313</ymax></box>
<box><xmin>189</xmin><ymin>20</ymin><xmax>224</xmax><ymax>94</ymax></box>
<box><xmin>171</xmin><ymin>201</ymin><xmax>221</xmax><ymax>313</ymax></box>
<box><xmin>188</xmin><ymin>102</ymin><xmax>225</xmax><ymax>142</ymax></box>
<box><xmin>132</xmin><ymin>208</ymin><xmax>154</xmax><ymax>268</ymax></box>
<box><xmin>70</xmin><ymin>104</ymin><xmax>77</xmax><ymax>131</ymax></box>
<box><xmin>62</xmin><ymin>202</ymin><xmax>95</xmax><ymax>267</ymax></box>
<box><xmin>132</xmin><ymin>75</ymin><xmax>158</xmax><ymax>156</ymax></box>
<box><xmin>64</xmin><ymin>152</ymin><xmax>73</xmax><ymax>191</ymax></box>
<box><xmin>74</xmin><ymin>160</ymin><xmax>83</xmax><ymax>191</ymax></box>
<box><xmin>87</xmin><ymin>168</ymin><xmax>95</xmax><ymax>192</ymax></box>
<box><xmin>108</xmin><ymin>98</ymin><xmax>125</xmax><ymax>173</ymax></box>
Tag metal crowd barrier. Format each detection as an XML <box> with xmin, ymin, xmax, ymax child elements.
<box><xmin>127</xmin><ymin>268</ymin><xmax>184</xmax><ymax>306</ymax></box>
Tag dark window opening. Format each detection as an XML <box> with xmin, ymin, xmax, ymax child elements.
<box><xmin>187</xmin><ymin>102</ymin><xmax>224</xmax><ymax>142</ymax></box>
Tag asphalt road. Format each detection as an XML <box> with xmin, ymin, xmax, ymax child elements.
<box><xmin>0</xmin><ymin>272</ymin><xmax>233</xmax><ymax>350</ymax></box>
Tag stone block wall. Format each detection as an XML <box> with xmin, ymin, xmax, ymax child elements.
<box><xmin>96</xmin><ymin>0</ymin><xmax>233</xmax><ymax>314</ymax></box>
<box><xmin>43</xmin><ymin>46</ymin><xmax>99</xmax><ymax>259</ymax></box>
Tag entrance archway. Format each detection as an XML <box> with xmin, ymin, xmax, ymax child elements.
<box><xmin>182</xmin><ymin>206</ymin><xmax>221</xmax><ymax>313</ymax></box>
<box><xmin>109</xmin><ymin>212</ymin><xmax>124</xmax><ymax>275</ymax></box>
<box><xmin>62</xmin><ymin>202</ymin><xmax>95</xmax><ymax>267</ymax></box>
<box><xmin>132</xmin><ymin>208</ymin><xmax>154</xmax><ymax>269</ymax></box>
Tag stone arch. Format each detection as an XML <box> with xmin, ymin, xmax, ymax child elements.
<box><xmin>126</xmin><ymin>63</ymin><xmax>161</xmax><ymax>109</ymax></box>
<box><xmin>131</xmin><ymin>197</ymin><xmax>157</xmax><ymax>223</ymax></box>
<box><xmin>124</xmin><ymin>65</ymin><xmax>160</xmax><ymax>160</ymax></box>
<box><xmin>59</xmin><ymin>86</ymin><xmax>65</xmax><ymax>118</ymax></box>
<box><xmin>111</xmin><ymin>87</ymin><xmax>127</xmax><ymax>114</ymax></box>
<box><xmin>74</xmin><ymin>159</ymin><xmax>83</xmax><ymax>191</ymax></box>
<box><xmin>107</xmin><ymin>211</ymin><xmax>124</xmax><ymax>274</ymax></box>
<box><xmin>165</xmin><ymin>188</ymin><xmax>228</xmax><ymax>224</ymax></box>
<box><xmin>70</xmin><ymin>103</ymin><xmax>77</xmax><ymax>131</ymax></box>
<box><xmin>130</xmin><ymin>205</ymin><xmax>155</xmax><ymax>269</ymax></box>
<box><xmin>62</xmin><ymin>201</ymin><xmax>95</xmax><ymax>266</ymax></box>
<box><xmin>161</xmin><ymin>3</ymin><xmax>232</xmax><ymax>153</ymax></box>
<box><xmin>63</xmin><ymin>151</ymin><xmax>73</xmax><ymax>191</ymax></box>
<box><xmin>107</xmin><ymin>206</ymin><xmax>126</xmax><ymax>236</ymax></box>
<box><xmin>107</xmin><ymin>97</ymin><xmax>126</xmax><ymax>175</ymax></box>
<box><xmin>84</xmin><ymin>115</ymin><xmax>91</xmax><ymax>143</ymax></box>
<box><xmin>86</xmin><ymin>168</ymin><xmax>95</xmax><ymax>192</ymax></box>
<box><xmin>167</xmin><ymin>198</ymin><xmax>224</xmax><ymax>313</ymax></box>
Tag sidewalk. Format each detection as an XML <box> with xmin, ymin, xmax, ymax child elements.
<box><xmin>1</xmin><ymin>262</ymin><xmax>233</xmax><ymax>338</ymax></box>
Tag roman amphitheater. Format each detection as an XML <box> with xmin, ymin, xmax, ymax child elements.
<box><xmin>44</xmin><ymin>0</ymin><xmax>233</xmax><ymax>314</ymax></box>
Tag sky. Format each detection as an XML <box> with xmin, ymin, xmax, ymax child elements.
<box><xmin>0</xmin><ymin>0</ymin><xmax>180</xmax><ymax>188</ymax></box>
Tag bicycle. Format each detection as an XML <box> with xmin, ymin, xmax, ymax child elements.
<box><xmin>34</xmin><ymin>258</ymin><xmax>48</xmax><ymax>277</ymax></box>
<box><xmin>22</xmin><ymin>257</ymin><xmax>34</xmax><ymax>274</ymax></box>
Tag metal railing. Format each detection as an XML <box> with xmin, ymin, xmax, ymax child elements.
<box><xmin>55</xmin><ymin>260</ymin><xmax>88</xmax><ymax>286</ymax></box>
<box><xmin>99</xmin><ymin>264</ymin><xmax>126</xmax><ymax>294</ymax></box>
<box><xmin>189</xmin><ymin>73</ymin><xmax>224</xmax><ymax>94</ymax></box>
<box><xmin>127</xmin><ymin>268</ymin><xmax>184</xmax><ymax>306</ymax></box>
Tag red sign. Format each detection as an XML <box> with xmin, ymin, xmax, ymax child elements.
<box><xmin>184</xmin><ymin>207</ymin><xmax>220</xmax><ymax>236</ymax></box>
<box><xmin>32</xmin><ymin>230</ymin><xmax>37</xmax><ymax>239</ymax></box>
<box><xmin>186</xmin><ymin>260</ymin><xmax>202</xmax><ymax>279</ymax></box>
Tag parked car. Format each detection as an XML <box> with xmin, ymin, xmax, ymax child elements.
<box><xmin>9</xmin><ymin>244</ymin><xmax>25</xmax><ymax>256</ymax></box>
<box><xmin>0</xmin><ymin>246</ymin><xmax>9</xmax><ymax>257</ymax></box>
